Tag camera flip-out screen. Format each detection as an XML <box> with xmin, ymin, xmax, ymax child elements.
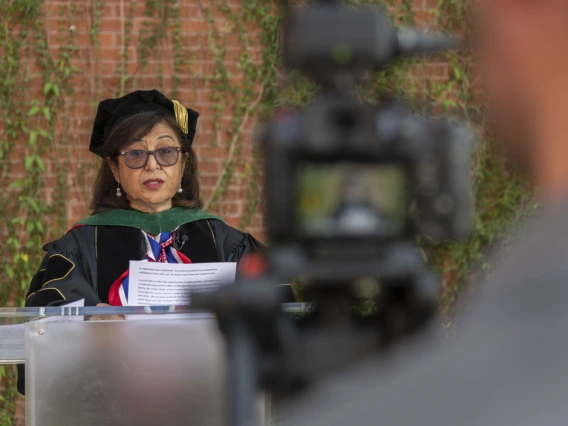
<box><xmin>297</xmin><ymin>163</ymin><xmax>408</xmax><ymax>238</ymax></box>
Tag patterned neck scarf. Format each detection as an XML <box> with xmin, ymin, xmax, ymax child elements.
<box><xmin>146</xmin><ymin>231</ymin><xmax>180</xmax><ymax>263</ymax></box>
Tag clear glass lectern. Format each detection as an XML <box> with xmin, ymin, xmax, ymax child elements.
<box><xmin>0</xmin><ymin>304</ymin><xmax>311</xmax><ymax>426</ymax></box>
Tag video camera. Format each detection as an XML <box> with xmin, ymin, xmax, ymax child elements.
<box><xmin>265</xmin><ymin>96</ymin><xmax>471</xmax><ymax>261</ymax></box>
<box><xmin>193</xmin><ymin>1</ymin><xmax>474</xmax><ymax>425</ymax></box>
<box><xmin>266</xmin><ymin>2</ymin><xmax>471</xmax><ymax>253</ymax></box>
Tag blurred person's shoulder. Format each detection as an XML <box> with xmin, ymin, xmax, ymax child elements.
<box><xmin>282</xmin><ymin>201</ymin><xmax>568</xmax><ymax>426</ymax></box>
<box><xmin>469</xmin><ymin>199</ymin><xmax>568</xmax><ymax>326</ymax></box>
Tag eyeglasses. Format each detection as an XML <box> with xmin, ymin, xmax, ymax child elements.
<box><xmin>118</xmin><ymin>147</ymin><xmax>183</xmax><ymax>169</ymax></box>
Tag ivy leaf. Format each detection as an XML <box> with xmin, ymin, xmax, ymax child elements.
<box><xmin>9</xmin><ymin>179</ymin><xmax>22</xmax><ymax>189</ymax></box>
<box><xmin>35</xmin><ymin>157</ymin><xmax>46</xmax><ymax>171</ymax></box>
<box><xmin>29</xmin><ymin>130</ymin><xmax>37</xmax><ymax>146</ymax></box>
<box><xmin>28</xmin><ymin>105</ymin><xmax>40</xmax><ymax>116</ymax></box>
<box><xmin>29</xmin><ymin>198</ymin><xmax>40</xmax><ymax>214</ymax></box>
<box><xmin>26</xmin><ymin>222</ymin><xmax>35</xmax><ymax>233</ymax></box>
<box><xmin>453</xmin><ymin>67</ymin><xmax>462</xmax><ymax>80</ymax></box>
<box><xmin>25</xmin><ymin>156</ymin><xmax>34</xmax><ymax>170</ymax></box>
<box><xmin>53</xmin><ymin>84</ymin><xmax>61</xmax><ymax>97</ymax></box>
<box><xmin>39</xmin><ymin>129</ymin><xmax>53</xmax><ymax>141</ymax></box>
<box><xmin>43</xmin><ymin>107</ymin><xmax>51</xmax><ymax>122</ymax></box>
<box><xmin>43</xmin><ymin>82</ymin><xmax>53</xmax><ymax>95</ymax></box>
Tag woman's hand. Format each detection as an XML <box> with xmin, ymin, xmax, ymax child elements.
<box><xmin>88</xmin><ymin>303</ymin><xmax>125</xmax><ymax>321</ymax></box>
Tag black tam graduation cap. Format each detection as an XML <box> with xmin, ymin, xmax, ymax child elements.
<box><xmin>89</xmin><ymin>89</ymin><xmax>199</xmax><ymax>158</ymax></box>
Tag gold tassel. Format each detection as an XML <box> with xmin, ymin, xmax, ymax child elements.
<box><xmin>172</xmin><ymin>100</ymin><xmax>189</xmax><ymax>134</ymax></box>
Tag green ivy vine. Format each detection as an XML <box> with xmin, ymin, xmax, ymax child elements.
<box><xmin>0</xmin><ymin>0</ymin><xmax>78</xmax><ymax>421</ymax></box>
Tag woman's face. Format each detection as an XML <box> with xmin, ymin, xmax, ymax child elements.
<box><xmin>109</xmin><ymin>121</ymin><xmax>186</xmax><ymax>214</ymax></box>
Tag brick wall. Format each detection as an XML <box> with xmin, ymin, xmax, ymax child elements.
<box><xmin>7</xmin><ymin>0</ymin><xmax>445</xmax><ymax>244</ymax></box>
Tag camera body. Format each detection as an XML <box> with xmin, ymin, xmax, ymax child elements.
<box><xmin>263</xmin><ymin>91</ymin><xmax>472</xmax><ymax>265</ymax></box>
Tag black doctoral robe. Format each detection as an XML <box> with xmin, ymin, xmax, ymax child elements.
<box><xmin>18</xmin><ymin>209</ymin><xmax>295</xmax><ymax>394</ymax></box>
<box><xmin>24</xmin><ymin>219</ymin><xmax>271</xmax><ymax>306</ymax></box>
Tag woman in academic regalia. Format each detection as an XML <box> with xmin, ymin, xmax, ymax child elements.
<box><xmin>24</xmin><ymin>89</ymin><xmax>294</xmax><ymax>307</ymax></box>
<box><xmin>17</xmin><ymin>89</ymin><xmax>294</xmax><ymax>393</ymax></box>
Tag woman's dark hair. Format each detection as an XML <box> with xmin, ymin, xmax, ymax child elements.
<box><xmin>90</xmin><ymin>110</ymin><xmax>202</xmax><ymax>214</ymax></box>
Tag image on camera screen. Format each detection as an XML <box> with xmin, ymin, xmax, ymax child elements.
<box><xmin>297</xmin><ymin>163</ymin><xmax>408</xmax><ymax>237</ymax></box>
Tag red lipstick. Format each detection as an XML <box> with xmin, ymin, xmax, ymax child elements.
<box><xmin>143</xmin><ymin>178</ymin><xmax>164</xmax><ymax>189</ymax></box>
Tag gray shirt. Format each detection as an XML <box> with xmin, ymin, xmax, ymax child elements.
<box><xmin>282</xmin><ymin>203</ymin><xmax>568</xmax><ymax>425</ymax></box>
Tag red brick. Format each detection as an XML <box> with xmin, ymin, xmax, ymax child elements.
<box><xmin>99</xmin><ymin>18</ymin><xmax>122</xmax><ymax>32</ymax></box>
<box><xmin>102</xmin><ymin>3</ymin><xmax>116</xmax><ymax>16</ymax></box>
<box><xmin>181</xmin><ymin>19</ymin><xmax>209</xmax><ymax>33</ymax></box>
<box><xmin>98</xmin><ymin>32</ymin><xmax>115</xmax><ymax>46</ymax></box>
<box><xmin>222</xmin><ymin>201</ymin><xmax>243</xmax><ymax>217</ymax></box>
<box><xmin>198</xmin><ymin>159</ymin><xmax>223</xmax><ymax>174</ymax></box>
<box><xmin>68</xmin><ymin>202</ymin><xmax>90</xmax><ymax>224</ymax></box>
<box><xmin>100</xmin><ymin>46</ymin><xmax>122</xmax><ymax>62</ymax></box>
